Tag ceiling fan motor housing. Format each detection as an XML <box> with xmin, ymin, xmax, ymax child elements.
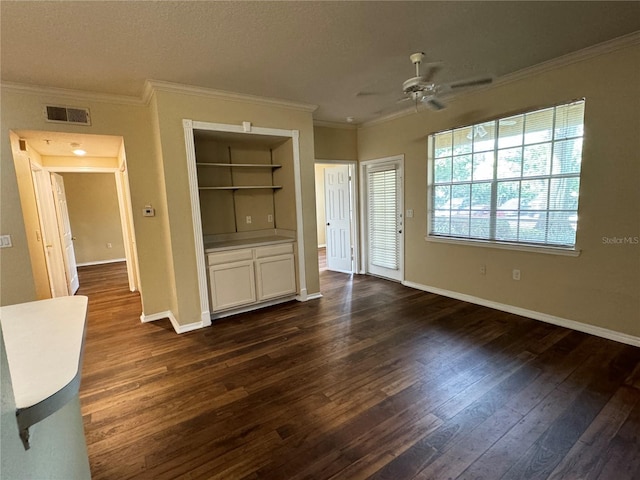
<box><xmin>403</xmin><ymin>76</ymin><xmax>434</xmax><ymax>94</ymax></box>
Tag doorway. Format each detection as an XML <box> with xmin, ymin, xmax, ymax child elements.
<box><xmin>360</xmin><ymin>155</ymin><xmax>404</xmax><ymax>282</ymax></box>
<box><xmin>314</xmin><ymin>161</ymin><xmax>359</xmax><ymax>274</ymax></box>
<box><xmin>10</xmin><ymin>130</ymin><xmax>139</xmax><ymax>298</ymax></box>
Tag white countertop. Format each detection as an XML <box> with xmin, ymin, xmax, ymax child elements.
<box><xmin>204</xmin><ymin>235</ymin><xmax>294</xmax><ymax>252</ymax></box>
<box><xmin>0</xmin><ymin>296</ymin><xmax>88</xmax><ymax>409</ymax></box>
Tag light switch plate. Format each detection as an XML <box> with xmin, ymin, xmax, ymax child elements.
<box><xmin>0</xmin><ymin>235</ymin><xmax>12</xmax><ymax>248</ymax></box>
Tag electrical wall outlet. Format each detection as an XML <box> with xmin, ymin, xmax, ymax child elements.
<box><xmin>267</xmin><ymin>214</ymin><xmax>273</xmax><ymax>223</ymax></box>
<box><xmin>143</xmin><ymin>205</ymin><xmax>155</xmax><ymax>217</ymax></box>
<box><xmin>406</xmin><ymin>209</ymin><xmax>414</xmax><ymax>218</ymax></box>
<box><xmin>107</xmin><ymin>242</ymin><xmax>112</xmax><ymax>249</ymax></box>
<box><xmin>512</xmin><ymin>269</ymin><xmax>521</xmax><ymax>281</ymax></box>
<box><xmin>480</xmin><ymin>264</ymin><xmax>486</xmax><ymax>275</ymax></box>
<box><xmin>246</xmin><ymin>216</ymin><xmax>252</xmax><ymax>224</ymax></box>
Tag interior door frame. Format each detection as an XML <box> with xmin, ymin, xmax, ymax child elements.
<box><xmin>315</xmin><ymin>159</ymin><xmax>360</xmax><ymax>274</ymax></box>
<box><xmin>359</xmin><ymin>155</ymin><xmax>404</xmax><ymax>280</ymax></box>
<box><xmin>46</xmin><ymin>165</ymin><xmax>140</xmax><ymax>293</ymax></box>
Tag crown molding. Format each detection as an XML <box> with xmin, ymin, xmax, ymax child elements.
<box><xmin>313</xmin><ymin>120</ymin><xmax>358</xmax><ymax>130</ymax></box>
<box><xmin>0</xmin><ymin>79</ymin><xmax>318</xmax><ymax>114</ymax></box>
<box><xmin>144</xmin><ymin>79</ymin><xmax>318</xmax><ymax>113</ymax></box>
<box><xmin>0</xmin><ymin>81</ymin><xmax>145</xmax><ymax>106</ymax></box>
<box><xmin>490</xmin><ymin>30</ymin><xmax>640</xmax><ymax>90</ymax></box>
<box><xmin>361</xmin><ymin>30</ymin><xmax>640</xmax><ymax>129</ymax></box>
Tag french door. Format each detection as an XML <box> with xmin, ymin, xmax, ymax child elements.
<box><xmin>361</xmin><ymin>156</ymin><xmax>404</xmax><ymax>281</ymax></box>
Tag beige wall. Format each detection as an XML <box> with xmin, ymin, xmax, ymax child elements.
<box><xmin>314</xmin><ymin>125</ymin><xmax>358</xmax><ymax>160</ymax></box>
<box><xmin>1</xmin><ymin>87</ymin><xmax>173</xmax><ymax>317</ymax></box>
<box><xmin>60</xmin><ymin>172</ymin><xmax>126</xmax><ymax>265</ymax></box>
<box><xmin>358</xmin><ymin>44</ymin><xmax>640</xmax><ymax>338</ymax></box>
<box><xmin>151</xmin><ymin>88</ymin><xmax>319</xmax><ymax>325</ymax></box>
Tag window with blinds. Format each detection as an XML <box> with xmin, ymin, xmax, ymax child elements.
<box><xmin>368</xmin><ymin>166</ymin><xmax>399</xmax><ymax>269</ymax></box>
<box><xmin>429</xmin><ymin>100</ymin><xmax>585</xmax><ymax>249</ymax></box>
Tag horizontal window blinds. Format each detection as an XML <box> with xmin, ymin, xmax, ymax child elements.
<box><xmin>368</xmin><ymin>165</ymin><xmax>399</xmax><ymax>270</ymax></box>
<box><xmin>430</xmin><ymin>100</ymin><xmax>585</xmax><ymax>249</ymax></box>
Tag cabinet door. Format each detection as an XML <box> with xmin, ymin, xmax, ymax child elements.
<box><xmin>208</xmin><ymin>260</ymin><xmax>256</xmax><ymax>311</ymax></box>
<box><xmin>255</xmin><ymin>254</ymin><xmax>296</xmax><ymax>301</ymax></box>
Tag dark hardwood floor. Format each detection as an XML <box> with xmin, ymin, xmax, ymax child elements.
<box><xmin>77</xmin><ymin>262</ymin><xmax>640</xmax><ymax>479</ymax></box>
<box><xmin>319</xmin><ymin>247</ymin><xmax>327</xmax><ymax>271</ymax></box>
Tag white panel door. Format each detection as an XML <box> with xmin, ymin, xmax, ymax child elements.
<box><xmin>51</xmin><ymin>173</ymin><xmax>79</xmax><ymax>295</ymax></box>
<box><xmin>324</xmin><ymin>165</ymin><xmax>353</xmax><ymax>273</ymax></box>
<box><xmin>364</xmin><ymin>159</ymin><xmax>403</xmax><ymax>281</ymax></box>
<box><xmin>32</xmin><ymin>167</ymin><xmax>68</xmax><ymax>297</ymax></box>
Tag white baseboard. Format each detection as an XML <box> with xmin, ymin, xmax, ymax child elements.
<box><xmin>402</xmin><ymin>280</ymin><xmax>640</xmax><ymax>348</ymax></box>
<box><xmin>211</xmin><ymin>296</ymin><xmax>296</xmax><ymax>320</ymax></box>
<box><xmin>77</xmin><ymin>258</ymin><xmax>126</xmax><ymax>267</ymax></box>
<box><xmin>140</xmin><ymin>310</ymin><xmax>205</xmax><ymax>334</ymax></box>
<box><xmin>318</xmin><ymin>244</ymin><xmax>326</xmax><ymax>248</ymax></box>
<box><xmin>305</xmin><ymin>292</ymin><xmax>323</xmax><ymax>301</ymax></box>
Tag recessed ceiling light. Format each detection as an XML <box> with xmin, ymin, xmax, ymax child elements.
<box><xmin>70</xmin><ymin>142</ymin><xmax>86</xmax><ymax>156</ymax></box>
<box><xmin>346</xmin><ymin>116</ymin><xmax>355</xmax><ymax>123</ymax></box>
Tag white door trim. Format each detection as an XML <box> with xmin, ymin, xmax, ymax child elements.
<box><xmin>183</xmin><ymin>119</ymin><xmax>308</xmax><ymax>326</ymax></box>
<box><xmin>359</xmin><ymin>155</ymin><xmax>405</xmax><ymax>281</ymax></box>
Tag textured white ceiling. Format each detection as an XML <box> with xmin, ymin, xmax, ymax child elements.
<box><xmin>2</xmin><ymin>1</ymin><xmax>639</xmax><ymax>124</ymax></box>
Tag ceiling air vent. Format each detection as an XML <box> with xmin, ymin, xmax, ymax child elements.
<box><xmin>43</xmin><ymin>105</ymin><xmax>91</xmax><ymax>125</ymax></box>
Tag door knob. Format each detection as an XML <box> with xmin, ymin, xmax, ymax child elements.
<box><xmin>326</xmin><ymin>223</ymin><xmax>330</xmax><ymax>226</ymax></box>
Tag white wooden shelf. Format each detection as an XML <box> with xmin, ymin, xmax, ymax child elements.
<box><xmin>199</xmin><ymin>185</ymin><xmax>282</xmax><ymax>190</ymax></box>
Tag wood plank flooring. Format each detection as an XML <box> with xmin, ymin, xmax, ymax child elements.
<box><xmin>77</xmin><ymin>262</ymin><xmax>640</xmax><ymax>479</ymax></box>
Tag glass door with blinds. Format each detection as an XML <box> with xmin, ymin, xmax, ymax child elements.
<box><xmin>361</xmin><ymin>156</ymin><xmax>404</xmax><ymax>281</ymax></box>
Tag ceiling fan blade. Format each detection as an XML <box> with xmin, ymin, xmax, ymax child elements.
<box><xmin>447</xmin><ymin>76</ymin><xmax>494</xmax><ymax>90</ymax></box>
<box><xmin>423</xmin><ymin>97</ymin><xmax>446</xmax><ymax>111</ymax></box>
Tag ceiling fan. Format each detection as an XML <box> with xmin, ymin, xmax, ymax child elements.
<box><xmin>401</xmin><ymin>52</ymin><xmax>493</xmax><ymax>110</ymax></box>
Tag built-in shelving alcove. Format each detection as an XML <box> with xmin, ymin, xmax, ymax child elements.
<box><xmin>183</xmin><ymin>120</ymin><xmax>308</xmax><ymax>323</ymax></box>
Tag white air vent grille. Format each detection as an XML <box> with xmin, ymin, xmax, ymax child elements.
<box><xmin>44</xmin><ymin>105</ymin><xmax>91</xmax><ymax>125</ymax></box>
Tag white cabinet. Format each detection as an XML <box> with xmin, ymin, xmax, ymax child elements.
<box><xmin>208</xmin><ymin>260</ymin><xmax>256</xmax><ymax>311</ymax></box>
<box><xmin>255</xmin><ymin>254</ymin><xmax>296</xmax><ymax>301</ymax></box>
<box><xmin>206</xmin><ymin>242</ymin><xmax>296</xmax><ymax>314</ymax></box>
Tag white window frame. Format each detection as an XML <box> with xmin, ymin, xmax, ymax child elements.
<box><xmin>426</xmin><ymin>100</ymin><xmax>585</xmax><ymax>256</ymax></box>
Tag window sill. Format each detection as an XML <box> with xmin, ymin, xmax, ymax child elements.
<box><xmin>425</xmin><ymin>235</ymin><xmax>581</xmax><ymax>257</ymax></box>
